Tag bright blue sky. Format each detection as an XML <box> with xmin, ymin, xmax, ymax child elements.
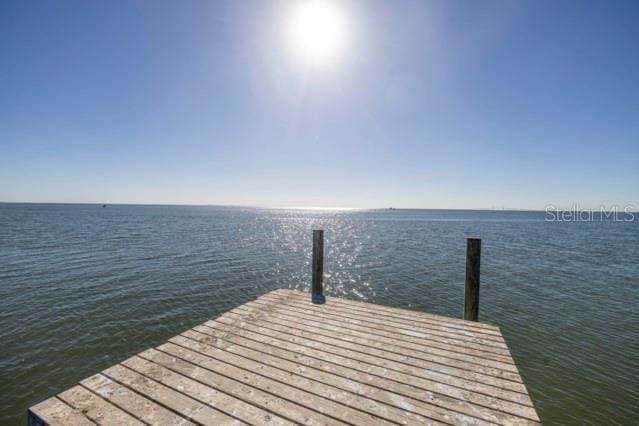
<box><xmin>1</xmin><ymin>0</ymin><xmax>638</xmax><ymax>209</ymax></box>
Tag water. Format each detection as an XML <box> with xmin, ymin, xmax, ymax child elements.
<box><xmin>0</xmin><ymin>204</ymin><xmax>637</xmax><ymax>424</ymax></box>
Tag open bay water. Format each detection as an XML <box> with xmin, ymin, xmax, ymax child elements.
<box><xmin>0</xmin><ymin>203</ymin><xmax>637</xmax><ymax>424</ymax></box>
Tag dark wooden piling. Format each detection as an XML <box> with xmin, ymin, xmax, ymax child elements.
<box><xmin>312</xmin><ymin>229</ymin><xmax>325</xmax><ymax>304</ymax></box>
<box><xmin>464</xmin><ymin>237</ymin><xmax>481</xmax><ymax>321</ymax></box>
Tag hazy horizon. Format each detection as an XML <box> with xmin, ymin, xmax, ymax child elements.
<box><xmin>3</xmin><ymin>201</ymin><xmax>638</xmax><ymax>214</ymax></box>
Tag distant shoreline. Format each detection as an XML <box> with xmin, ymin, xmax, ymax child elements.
<box><xmin>1</xmin><ymin>201</ymin><xmax>637</xmax><ymax>214</ymax></box>
<box><xmin>0</xmin><ymin>201</ymin><xmax>551</xmax><ymax>212</ymax></box>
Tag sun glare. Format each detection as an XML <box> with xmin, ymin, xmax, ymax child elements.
<box><xmin>287</xmin><ymin>1</ymin><xmax>347</xmax><ymax>64</ymax></box>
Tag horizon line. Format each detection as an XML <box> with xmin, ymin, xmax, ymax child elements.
<box><xmin>1</xmin><ymin>201</ymin><xmax>637</xmax><ymax>213</ymax></box>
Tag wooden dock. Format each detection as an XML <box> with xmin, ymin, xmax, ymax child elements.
<box><xmin>29</xmin><ymin>289</ymin><xmax>540</xmax><ymax>425</ymax></box>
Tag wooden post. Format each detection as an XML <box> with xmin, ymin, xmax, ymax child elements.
<box><xmin>311</xmin><ymin>229</ymin><xmax>325</xmax><ymax>304</ymax></box>
<box><xmin>464</xmin><ymin>238</ymin><xmax>481</xmax><ymax>321</ymax></box>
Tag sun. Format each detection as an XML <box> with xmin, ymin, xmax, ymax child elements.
<box><xmin>286</xmin><ymin>1</ymin><xmax>347</xmax><ymax>64</ymax></box>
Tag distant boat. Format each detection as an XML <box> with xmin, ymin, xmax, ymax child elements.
<box><xmin>102</xmin><ymin>204</ymin><xmax>107</xmax><ymax>208</ymax></box>
<box><xmin>389</xmin><ymin>207</ymin><xmax>396</xmax><ymax>210</ymax></box>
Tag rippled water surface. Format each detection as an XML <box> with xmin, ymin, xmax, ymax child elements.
<box><xmin>0</xmin><ymin>204</ymin><xmax>638</xmax><ymax>424</ymax></box>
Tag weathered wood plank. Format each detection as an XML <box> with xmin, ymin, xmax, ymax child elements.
<box><xmin>28</xmin><ymin>397</ymin><xmax>95</xmax><ymax>426</ymax></box>
<box><xmin>196</xmin><ymin>319</ymin><xmax>539</xmax><ymax>424</ymax></box>
<box><xmin>138</xmin><ymin>346</ymin><xmax>338</xmax><ymax>426</ymax></box>
<box><xmin>57</xmin><ymin>385</ymin><xmax>144</xmax><ymax>426</ymax></box>
<box><xmin>122</xmin><ymin>354</ymin><xmax>293</xmax><ymax>426</ymax></box>
<box><xmin>157</xmin><ymin>341</ymin><xmax>446</xmax><ymax>425</ymax></box>
<box><xmin>223</xmin><ymin>309</ymin><xmax>531</xmax><ymax>400</ymax></box>
<box><xmin>227</xmin><ymin>305</ymin><xmax>523</xmax><ymax>387</ymax></box>
<box><xmin>268</xmin><ymin>291</ymin><xmax>506</xmax><ymax>342</ymax></box>
<box><xmin>274</xmin><ymin>289</ymin><xmax>501</xmax><ymax>333</ymax></box>
<box><xmin>260</xmin><ymin>292</ymin><xmax>508</xmax><ymax>347</ymax></box>
<box><xmin>165</xmin><ymin>332</ymin><xmax>456</xmax><ymax>423</ymax></box>
<box><xmin>252</xmin><ymin>296</ymin><xmax>512</xmax><ymax>358</ymax></box>
<box><xmin>242</xmin><ymin>299</ymin><xmax>519</xmax><ymax>373</ymax></box>
<box><xmin>227</xmin><ymin>305</ymin><xmax>526</xmax><ymax>392</ymax></box>
<box><xmin>101</xmin><ymin>364</ymin><xmax>241</xmax><ymax>425</ymax></box>
<box><xmin>181</xmin><ymin>328</ymin><xmax>489</xmax><ymax>422</ymax></box>
<box><xmin>30</xmin><ymin>289</ymin><xmax>540</xmax><ymax>426</ymax></box>
<box><xmin>170</xmin><ymin>333</ymin><xmax>496</xmax><ymax>426</ymax></box>
<box><xmin>80</xmin><ymin>374</ymin><xmax>193</xmax><ymax>425</ymax></box>
<box><xmin>270</xmin><ymin>290</ymin><xmax>507</xmax><ymax>344</ymax></box>
<box><xmin>161</xmin><ymin>335</ymin><xmax>393</xmax><ymax>426</ymax></box>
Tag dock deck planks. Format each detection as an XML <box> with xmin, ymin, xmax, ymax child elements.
<box><xmin>28</xmin><ymin>289</ymin><xmax>540</xmax><ymax>425</ymax></box>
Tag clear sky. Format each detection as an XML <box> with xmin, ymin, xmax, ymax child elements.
<box><xmin>1</xmin><ymin>0</ymin><xmax>638</xmax><ymax>209</ymax></box>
